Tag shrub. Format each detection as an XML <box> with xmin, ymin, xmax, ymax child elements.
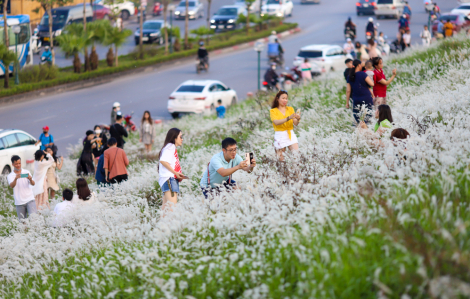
<box><xmin>18</xmin><ymin>65</ymin><xmax>59</xmax><ymax>83</ymax></box>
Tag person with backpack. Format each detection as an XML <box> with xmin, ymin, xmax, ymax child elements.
<box><xmin>110</xmin><ymin>113</ymin><xmax>128</xmax><ymax>149</ymax></box>
<box><xmin>35</xmin><ymin>126</ymin><xmax>55</xmax><ymax>151</ymax></box>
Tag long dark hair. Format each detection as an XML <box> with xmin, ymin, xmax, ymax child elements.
<box><xmin>348</xmin><ymin>59</ymin><xmax>362</xmax><ymax>83</ymax></box>
<box><xmin>377</xmin><ymin>105</ymin><xmax>393</xmax><ymax>124</ymax></box>
<box><xmin>372</xmin><ymin>57</ymin><xmax>382</xmax><ymax>69</ymax></box>
<box><xmin>46</xmin><ymin>146</ymin><xmax>58</xmax><ymax>163</ymax></box>
<box><xmin>76</xmin><ymin>178</ymin><xmax>92</xmax><ymax>200</ymax></box>
<box><xmin>141</xmin><ymin>110</ymin><xmax>153</xmax><ymax>125</ymax></box>
<box><xmin>271</xmin><ymin>90</ymin><xmax>288</xmax><ymax>109</ymax></box>
<box><xmin>159</xmin><ymin>128</ymin><xmax>181</xmax><ymax>159</ymax></box>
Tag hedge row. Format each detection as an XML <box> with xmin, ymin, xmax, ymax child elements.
<box><xmin>0</xmin><ymin>23</ymin><xmax>298</xmax><ymax>99</ymax></box>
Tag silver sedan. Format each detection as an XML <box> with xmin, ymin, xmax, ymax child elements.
<box><xmin>174</xmin><ymin>0</ymin><xmax>204</xmax><ymax>20</ymax></box>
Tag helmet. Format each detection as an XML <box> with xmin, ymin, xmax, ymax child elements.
<box><xmin>34</xmin><ymin>28</ymin><xmax>38</xmax><ymax>34</ymax></box>
<box><xmin>368</xmin><ymin>17</ymin><xmax>373</xmax><ymax>22</ymax></box>
<box><xmin>45</xmin><ymin>45</ymin><xmax>50</xmax><ymax>50</ymax></box>
<box><xmin>270</xmin><ymin>62</ymin><xmax>277</xmax><ymax>67</ymax></box>
<box><xmin>199</xmin><ymin>41</ymin><xmax>204</xmax><ymax>46</ymax></box>
<box><xmin>271</xmin><ymin>31</ymin><xmax>276</xmax><ymax>35</ymax></box>
<box><xmin>346</xmin><ymin>38</ymin><xmax>352</xmax><ymax>42</ymax></box>
<box><xmin>113</xmin><ymin>102</ymin><xmax>120</xmax><ymax>108</ymax></box>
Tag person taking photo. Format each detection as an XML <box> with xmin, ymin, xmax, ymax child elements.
<box><xmin>7</xmin><ymin>155</ymin><xmax>37</xmax><ymax>221</ymax></box>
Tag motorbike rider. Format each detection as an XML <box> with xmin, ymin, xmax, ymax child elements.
<box><xmin>343</xmin><ymin>38</ymin><xmax>355</xmax><ymax>58</ymax></box>
<box><xmin>268</xmin><ymin>31</ymin><xmax>278</xmax><ymax>44</ymax></box>
<box><xmin>366</xmin><ymin>18</ymin><xmax>375</xmax><ymax>39</ymax></box>
<box><xmin>41</xmin><ymin>46</ymin><xmax>52</xmax><ymax>65</ymax></box>
<box><xmin>403</xmin><ymin>1</ymin><xmax>412</xmax><ymax>19</ymax></box>
<box><xmin>398</xmin><ymin>14</ymin><xmax>409</xmax><ymax>30</ymax></box>
<box><xmin>264</xmin><ymin>63</ymin><xmax>280</xmax><ymax>90</ymax></box>
<box><xmin>344</xmin><ymin>17</ymin><xmax>357</xmax><ymax>39</ymax></box>
<box><xmin>197</xmin><ymin>41</ymin><xmax>209</xmax><ymax>69</ymax></box>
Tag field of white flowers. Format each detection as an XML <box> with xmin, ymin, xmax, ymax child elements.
<box><xmin>0</xmin><ymin>37</ymin><xmax>470</xmax><ymax>298</ymax></box>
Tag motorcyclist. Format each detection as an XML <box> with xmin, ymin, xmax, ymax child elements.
<box><xmin>403</xmin><ymin>1</ymin><xmax>412</xmax><ymax>19</ymax></box>
<box><xmin>398</xmin><ymin>14</ymin><xmax>409</xmax><ymax>30</ymax></box>
<box><xmin>268</xmin><ymin>31</ymin><xmax>277</xmax><ymax>44</ymax></box>
<box><xmin>264</xmin><ymin>63</ymin><xmax>280</xmax><ymax>90</ymax></box>
<box><xmin>343</xmin><ymin>38</ymin><xmax>355</xmax><ymax>58</ymax></box>
<box><xmin>41</xmin><ymin>46</ymin><xmax>52</xmax><ymax>65</ymax></box>
<box><xmin>344</xmin><ymin>17</ymin><xmax>357</xmax><ymax>39</ymax></box>
<box><xmin>197</xmin><ymin>41</ymin><xmax>209</xmax><ymax>69</ymax></box>
<box><xmin>366</xmin><ymin>17</ymin><xmax>375</xmax><ymax>39</ymax></box>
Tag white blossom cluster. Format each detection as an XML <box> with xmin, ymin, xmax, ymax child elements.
<box><xmin>0</xmin><ymin>38</ymin><xmax>470</xmax><ymax>298</ymax></box>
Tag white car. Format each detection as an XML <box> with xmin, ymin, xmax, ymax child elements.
<box><xmin>95</xmin><ymin>0</ymin><xmax>135</xmax><ymax>20</ymax></box>
<box><xmin>234</xmin><ymin>0</ymin><xmax>264</xmax><ymax>13</ymax></box>
<box><xmin>167</xmin><ymin>80</ymin><xmax>238</xmax><ymax>118</ymax></box>
<box><xmin>0</xmin><ymin>129</ymin><xmax>40</xmax><ymax>175</ymax></box>
<box><xmin>174</xmin><ymin>0</ymin><xmax>204</xmax><ymax>20</ymax></box>
<box><xmin>261</xmin><ymin>0</ymin><xmax>294</xmax><ymax>18</ymax></box>
<box><xmin>375</xmin><ymin>0</ymin><xmax>405</xmax><ymax>19</ymax></box>
<box><xmin>293</xmin><ymin>44</ymin><xmax>348</xmax><ymax>72</ymax></box>
<box><xmin>452</xmin><ymin>4</ymin><xmax>470</xmax><ymax>16</ymax></box>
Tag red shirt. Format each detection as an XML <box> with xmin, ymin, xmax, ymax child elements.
<box><xmin>373</xmin><ymin>68</ymin><xmax>387</xmax><ymax>97</ymax></box>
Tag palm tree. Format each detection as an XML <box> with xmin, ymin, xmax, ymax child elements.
<box><xmin>103</xmin><ymin>27</ymin><xmax>132</xmax><ymax>67</ymax></box>
<box><xmin>87</xmin><ymin>20</ymin><xmax>113</xmax><ymax>69</ymax></box>
<box><xmin>184</xmin><ymin>0</ymin><xmax>189</xmax><ymax>49</ymax></box>
<box><xmin>56</xmin><ymin>34</ymin><xmax>86</xmax><ymax>73</ymax></box>
<box><xmin>0</xmin><ymin>44</ymin><xmax>17</xmax><ymax>88</ymax></box>
<box><xmin>161</xmin><ymin>0</ymin><xmax>172</xmax><ymax>55</ymax></box>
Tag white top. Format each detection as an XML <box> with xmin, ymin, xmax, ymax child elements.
<box><xmin>365</xmin><ymin>70</ymin><xmax>375</xmax><ymax>82</ymax></box>
<box><xmin>420</xmin><ymin>29</ymin><xmax>431</xmax><ymax>40</ymax></box>
<box><xmin>403</xmin><ymin>33</ymin><xmax>411</xmax><ymax>44</ymax></box>
<box><xmin>71</xmin><ymin>192</ymin><xmax>97</xmax><ymax>205</ymax></box>
<box><xmin>53</xmin><ymin>200</ymin><xmax>75</xmax><ymax>227</ymax></box>
<box><xmin>7</xmin><ymin>169</ymin><xmax>35</xmax><ymax>205</ymax></box>
<box><xmin>32</xmin><ymin>153</ymin><xmax>54</xmax><ymax>196</ymax></box>
<box><xmin>158</xmin><ymin>143</ymin><xmax>177</xmax><ymax>187</ymax></box>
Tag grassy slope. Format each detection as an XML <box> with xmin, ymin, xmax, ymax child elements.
<box><xmin>1</xmin><ymin>38</ymin><xmax>470</xmax><ymax>298</ymax></box>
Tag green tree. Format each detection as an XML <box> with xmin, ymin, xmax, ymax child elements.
<box><xmin>32</xmin><ymin>0</ymin><xmax>73</xmax><ymax>65</ymax></box>
<box><xmin>87</xmin><ymin>20</ymin><xmax>113</xmax><ymax>70</ymax></box>
<box><xmin>161</xmin><ymin>0</ymin><xmax>172</xmax><ymax>55</ymax></box>
<box><xmin>244</xmin><ymin>0</ymin><xmax>256</xmax><ymax>35</ymax></box>
<box><xmin>0</xmin><ymin>44</ymin><xmax>17</xmax><ymax>88</ymax></box>
<box><xmin>184</xmin><ymin>0</ymin><xmax>189</xmax><ymax>49</ymax></box>
<box><xmin>190</xmin><ymin>26</ymin><xmax>213</xmax><ymax>45</ymax></box>
<box><xmin>103</xmin><ymin>26</ymin><xmax>132</xmax><ymax>66</ymax></box>
<box><xmin>1</xmin><ymin>0</ymin><xmax>11</xmax><ymax>88</ymax></box>
<box><xmin>55</xmin><ymin>33</ymin><xmax>86</xmax><ymax>73</ymax></box>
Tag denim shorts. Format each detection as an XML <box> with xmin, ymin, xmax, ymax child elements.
<box><xmin>162</xmin><ymin>177</ymin><xmax>180</xmax><ymax>194</ymax></box>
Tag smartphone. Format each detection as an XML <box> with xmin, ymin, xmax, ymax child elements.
<box><xmin>182</xmin><ymin>175</ymin><xmax>189</xmax><ymax>179</ymax></box>
<box><xmin>249</xmin><ymin>153</ymin><xmax>254</xmax><ymax>164</ymax></box>
<box><xmin>20</xmin><ymin>173</ymin><xmax>29</xmax><ymax>178</ymax></box>
<box><xmin>296</xmin><ymin>108</ymin><xmax>301</xmax><ymax>115</ymax></box>
<box><xmin>245</xmin><ymin>153</ymin><xmax>251</xmax><ymax>167</ymax></box>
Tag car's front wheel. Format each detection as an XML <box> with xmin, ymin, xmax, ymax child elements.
<box><xmin>2</xmin><ymin>165</ymin><xmax>11</xmax><ymax>175</ymax></box>
<box><xmin>171</xmin><ymin>112</ymin><xmax>180</xmax><ymax>119</ymax></box>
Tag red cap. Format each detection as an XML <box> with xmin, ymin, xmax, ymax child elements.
<box><xmin>42</xmin><ymin>126</ymin><xmax>49</xmax><ymax>131</ymax></box>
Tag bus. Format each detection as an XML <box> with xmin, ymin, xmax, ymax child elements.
<box><xmin>0</xmin><ymin>15</ymin><xmax>33</xmax><ymax>76</ymax></box>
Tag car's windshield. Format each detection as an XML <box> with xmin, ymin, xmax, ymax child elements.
<box><xmin>267</xmin><ymin>0</ymin><xmax>280</xmax><ymax>4</ymax></box>
<box><xmin>377</xmin><ymin>0</ymin><xmax>393</xmax><ymax>4</ymax></box>
<box><xmin>359</xmin><ymin>0</ymin><xmax>375</xmax><ymax>3</ymax></box>
<box><xmin>440</xmin><ymin>15</ymin><xmax>458</xmax><ymax>21</ymax></box>
<box><xmin>143</xmin><ymin>22</ymin><xmax>162</xmax><ymax>30</ymax></box>
<box><xmin>177</xmin><ymin>85</ymin><xmax>205</xmax><ymax>92</ymax></box>
<box><xmin>216</xmin><ymin>8</ymin><xmax>238</xmax><ymax>15</ymax></box>
<box><xmin>457</xmin><ymin>5</ymin><xmax>470</xmax><ymax>10</ymax></box>
<box><xmin>297</xmin><ymin>50</ymin><xmax>322</xmax><ymax>58</ymax></box>
<box><xmin>39</xmin><ymin>10</ymin><xmax>68</xmax><ymax>27</ymax></box>
<box><xmin>179</xmin><ymin>1</ymin><xmax>195</xmax><ymax>7</ymax></box>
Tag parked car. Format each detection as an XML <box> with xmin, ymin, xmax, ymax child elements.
<box><xmin>451</xmin><ymin>4</ymin><xmax>470</xmax><ymax>16</ymax></box>
<box><xmin>174</xmin><ymin>0</ymin><xmax>204</xmax><ymax>20</ymax></box>
<box><xmin>261</xmin><ymin>0</ymin><xmax>294</xmax><ymax>18</ymax></box>
<box><xmin>293</xmin><ymin>44</ymin><xmax>348</xmax><ymax>72</ymax></box>
<box><xmin>357</xmin><ymin>0</ymin><xmax>377</xmax><ymax>15</ymax></box>
<box><xmin>92</xmin><ymin>4</ymin><xmax>111</xmax><ymax>20</ymax></box>
<box><xmin>432</xmin><ymin>13</ymin><xmax>470</xmax><ymax>35</ymax></box>
<box><xmin>374</xmin><ymin>0</ymin><xmax>404</xmax><ymax>19</ymax></box>
<box><xmin>167</xmin><ymin>80</ymin><xmax>237</xmax><ymax>118</ymax></box>
<box><xmin>234</xmin><ymin>0</ymin><xmax>263</xmax><ymax>12</ymax></box>
<box><xmin>210</xmin><ymin>6</ymin><xmax>247</xmax><ymax>31</ymax></box>
<box><xmin>0</xmin><ymin>129</ymin><xmax>39</xmax><ymax>175</ymax></box>
<box><xmin>37</xmin><ymin>4</ymin><xmax>93</xmax><ymax>45</ymax></box>
<box><xmin>95</xmin><ymin>0</ymin><xmax>135</xmax><ymax>20</ymax></box>
<box><xmin>301</xmin><ymin>0</ymin><xmax>320</xmax><ymax>4</ymax></box>
<box><xmin>134</xmin><ymin>20</ymin><xmax>169</xmax><ymax>45</ymax></box>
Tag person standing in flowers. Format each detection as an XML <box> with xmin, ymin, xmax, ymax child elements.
<box><xmin>139</xmin><ymin>111</ymin><xmax>156</xmax><ymax>153</ymax></box>
<box><xmin>45</xmin><ymin>146</ymin><xmax>63</xmax><ymax>199</ymax></box>
<box><xmin>372</xmin><ymin>57</ymin><xmax>397</xmax><ymax>106</ymax></box>
<box><xmin>270</xmin><ymin>90</ymin><xmax>301</xmax><ymax>161</ymax></box>
<box><xmin>32</xmin><ymin>150</ymin><xmax>54</xmax><ymax>210</ymax></box>
<box><xmin>158</xmin><ymin>128</ymin><xmax>186</xmax><ymax>214</ymax></box>
<box><xmin>346</xmin><ymin>59</ymin><xmax>374</xmax><ymax>125</ymax></box>
<box><xmin>300</xmin><ymin>58</ymin><xmax>312</xmax><ymax>84</ymax></box>
<box><xmin>7</xmin><ymin>155</ymin><xmax>37</xmax><ymax>221</ymax></box>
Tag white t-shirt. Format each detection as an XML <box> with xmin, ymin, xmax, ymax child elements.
<box><xmin>158</xmin><ymin>143</ymin><xmax>177</xmax><ymax>187</ymax></box>
<box><xmin>403</xmin><ymin>33</ymin><xmax>411</xmax><ymax>44</ymax></box>
<box><xmin>54</xmin><ymin>200</ymin><xmax>74</xmax><ymax>216</ymax></box>
<box><xmin>7</xmin><ymin>169</ymin><xmax>35</xmax><ymax>205</ymax></box>
<box><xmin>71</xmin><ymin>192</ymin><xmax>97</xmax><ymax>205</ymax></box>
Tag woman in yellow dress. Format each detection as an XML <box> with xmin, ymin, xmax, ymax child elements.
<box><xmin>270</xmin><ymin>90</ymin><xmax>301</xmax><ymax>161</ymax></box>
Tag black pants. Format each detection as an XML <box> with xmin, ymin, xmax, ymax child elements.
<box><xmin>110</xmin><ymin>174</ymin><xmax>128</xmax><ymax>184</ymax></box>
<box><xmin>80</xmin><ymin>153</ymin><xmax>95</xmax><ymax>175</ymax></box>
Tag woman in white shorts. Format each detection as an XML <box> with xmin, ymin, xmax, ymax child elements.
<box><xmin>269</xmin><ymin>90</ymin><xmax>301</xmax><ymax>161</ymax></box>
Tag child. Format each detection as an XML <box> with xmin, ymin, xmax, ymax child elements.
<box><xmin>364</xmin><ymin>60</ymin><xmax>375</xmax><ymax>103</ymax></box>
<box><xmin>420</xmin><ymin>25</ymin><xmax>431</xmax><ymax>46</ymax></box>
<box><xmin>53</xmin><ymin>189</ymin><xmax>74</xmax><ymax>227</ymax></box>
<box><xmin>216</xmin><ymin>99</ymin><xmax>226</xmax><ymax>119</ymax></box>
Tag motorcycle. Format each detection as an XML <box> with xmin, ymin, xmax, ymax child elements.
<box><xmin>261</xmin><ymin>81</ymin><xmax>278</xmax><ymax>92</ymax></box>
<box><xmin>123</xmin><ymin>113</ymin><xmax>137</xmax><ymax>132</ymax></box>
<box><xmin>40</xmin><ymin>56</ymin><xmax>52</xmax><ymax>66</ymax></box>
<box><xmin>280</xmin><ymin>66</ymin><xmax>301</xmax><ymax>88</ymax></box>
<box><xmin>424</xmin><ymin>1</ymin><xmax>434</xmax><ymax>12</ymax></box>
<box><xmin>31</xmin><ymin>29</ymin><xmax>42</xmax><ymax>55</ymax></box>
<box><xmin>377</xmin><ymin>37</ymin><xmax>391</xmax><ymax>56</ymax></box>
<box><xmin>196</xmin><ymin>58</ymin><xmax>208</xmax><ymax>73</ymax></box>
<box><xmin>153</xmin><ymin>2</ymin><xmax>162</xmax><ymax>16</ymax></box>
<box><xmin>267</xmin><ymin>43</ymin><xmax>284</xmax><ymax>67</ymax></box>
<box><xmin>344</xmin><ymin>26</ymin><xmax>356</xmax><ymax>41</ymax></box>
<box><xmin>366</xmin><ymin>31</ymin><xmax>374</xmax><ymax>40</ymax></box>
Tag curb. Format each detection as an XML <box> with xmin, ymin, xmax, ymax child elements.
<box><xmin>0</xmin><ymin>26</ymin><xmax>301</xmax><ymax>106</ymax></box>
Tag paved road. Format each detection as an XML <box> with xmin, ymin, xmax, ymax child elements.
<box><xmin>1</xmin><ymin>0</ymin><xmax>458</xmax><ymax>154</ymax></box>
<box><xmin>33</xmin><ymin>0</ymin><xmax>237</xmax><ymax>68</ymax></box>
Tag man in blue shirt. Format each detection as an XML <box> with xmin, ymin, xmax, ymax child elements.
<box><xmin>35</xmin><ymin>126</ymin><xmax>54</xmax><ymax>151</ymax></box>
<box><xmin>216</xmin><ymin>99</ymin><xmax>226</xmax><ymax>118</ymax></box>
<box><xmin>200</xmin><ymin>137</ymin><xmax>256</xmax><ymax>198</ymax></box>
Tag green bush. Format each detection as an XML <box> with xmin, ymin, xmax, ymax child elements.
<box><xmin>18</xmin><ymin>65</ymin><xmax>59</xmax><ymax>83</ymax></box>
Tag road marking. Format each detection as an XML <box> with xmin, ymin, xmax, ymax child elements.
<box><xmin>34</xmin><ymin>115</ymin><xmax>54</xmax><ymax>122</ymax></box>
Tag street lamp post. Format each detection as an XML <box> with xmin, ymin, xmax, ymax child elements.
<box><xmin>254</xmin><ymin>41</ymin><xmax>264</xmax><ymax>90</ymax></box>
<box><xmin>13</xmin><ymin>25</ymin><xmax>21</xmax><ymax>85</ymax></box>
